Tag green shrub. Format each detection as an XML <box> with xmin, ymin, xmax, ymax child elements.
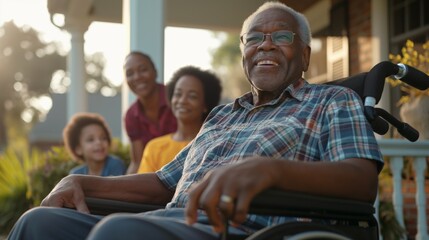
<box><xmin>0</xmin><ymin>149</ymin><xmax>43</xmax><ymax>234</ymax></box>
<box><xmin>379</xmin><ymin>200</ymin><xmax>406</xmax><ymax>240</ymax></box>
<box><xmin>28</xmin><ymin>146</ymin><xmax>77</xmax><ymax>206</ymax></box>
<box><xmin>0</xmin><ymin>139</ymin><xmax>130</xmax><ymax>235</ymax></box>
<box><xmin>0</xmin><ymin>147</ymin><xmax>76</xmax><ymax>234</ymax></box>
<box><xmin>110</xmin><ymin>138</ymin><xmax>131</xmax><ymax>167</ymax></box>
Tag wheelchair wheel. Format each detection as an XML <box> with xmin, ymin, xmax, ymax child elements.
<box><xmin>246</xmin><ymin>222</ymin><xmax>352</xmax><ymax>240</ymax></box>
<box><xmin>287</xmin><ymin>231</ymin><xmax>351</xmax><ymax>240</ymax></box>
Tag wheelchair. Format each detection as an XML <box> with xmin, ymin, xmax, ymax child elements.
<box><xmin>85</xmin><ymin>61</ymin><xmax>429</xmax><ymax>240</ymax></box>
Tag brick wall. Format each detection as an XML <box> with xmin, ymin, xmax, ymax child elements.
<box><xmin>348</xmin><ymin>0</ymin><xmax>373</xmax><ymax>75</ymax></box>
<box><xmin>402</xmin><ymin>179</ymin><xmax>429</xmax><ymax>239</ymax></box>
<box><xmin>380</xmin><ymin>177</ymin><xmax>429</xmax><ymax>239</ymax></box>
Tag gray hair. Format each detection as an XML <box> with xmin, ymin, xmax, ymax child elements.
<box><xmin>239</xmin><ymin>1</ymin><xmax>312</xmax><ymax>53</ymax></box>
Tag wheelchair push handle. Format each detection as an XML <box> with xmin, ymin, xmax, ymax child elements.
<box><xmin>392</xmin><ymin>63</ymin><xmax>429</xmax><ymax>90</ymax></box>
<box><xmin>364</xmin><ymin>61</ymin><xmax>429</xmax><ymax>105</ymax></box>
<box><xmin>363</xmin><ymin>61</ymin><xmax>428</xmax><ymax>142</ymax></box>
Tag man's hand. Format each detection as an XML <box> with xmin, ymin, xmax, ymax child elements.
<box><xmin>185</xmin><ymin>157</ymin><xmax>279</xmax><ymax>233</ymax></box>
<box><xmin>40</xmin><ymin>175</ymin><xmax>89</xmax><ymax>213</ymax></box>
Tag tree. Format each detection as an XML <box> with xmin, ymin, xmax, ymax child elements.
<box><xmin>0</xmin><ymin>21</ymin><xmax>117</xmax><ymax>151</ymax></box>
<box><xmin>211</xmin><ymin>33</ymin><xmax>250</xmax><ymax>101</ymax></box>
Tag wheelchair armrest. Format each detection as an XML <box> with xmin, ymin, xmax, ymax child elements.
<box><xmin>85</xmin><ymin>197</ymin><xmax>165</xmax><ymax>216</ymax></box>
<box><xmin>85</xmin><ymin>190</ymin><xmax>375</xmax><ymax>222</ymax></box>
<box><xmin>249</xmin><ymin>189</ymin><xmax>375</xmax><ymax>221</ymax></box>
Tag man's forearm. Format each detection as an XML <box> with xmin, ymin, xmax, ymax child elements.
<box><xmin>271</xmin><ymin>158</ymin><xmax>378</xmax><ymax>202</ymax></box>
<box><xmin>79</xmin><ymin>173</ymin><xmax>174</xmax><ymax>205</ymax></box>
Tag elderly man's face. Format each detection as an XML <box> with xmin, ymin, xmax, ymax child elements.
<box><xmin>242</xmin><ymin>8</ymin><xmax>310</xmax><ymax>99</ymax></box>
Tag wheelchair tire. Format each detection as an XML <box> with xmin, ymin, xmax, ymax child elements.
<box><xmin>287</xmin><ymin>231</ymin><xmax>352</xmax><ymax>240</ymax></box>
<box><xmin>245</xmin><ymin>222</ymin><xmax>352</xmax><ymax>240</ymax></box>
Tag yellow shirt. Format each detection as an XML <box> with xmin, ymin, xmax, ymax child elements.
<box><xmin>137</xmin><ymin>133</ymin><xmax>191</xmax><ymax>173</ymax></box>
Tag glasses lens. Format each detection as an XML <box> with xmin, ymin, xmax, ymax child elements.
<box><xmin>241</xmin><ymin>31</ymin><xmax>295</xmax><ymax>46</ymax></box>
<box><xmin>243</xmin><ymin>32</ymin><xmax>264</xmax><ymax>45</ymax></box>
<box><xmin>273</xmin><ymin>31</ymin><xmax>294</xmax><ymax>45</ymax></box>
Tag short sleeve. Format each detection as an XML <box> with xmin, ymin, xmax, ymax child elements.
<box><xmin>156</xmin><ymin>145</ymin><xmax>190</xmax><ymax>190</ymax></box>
<box><xmin>320</xmin><ymin>88</ymin><xmax>384</xmax><ymax>171</ymax></box>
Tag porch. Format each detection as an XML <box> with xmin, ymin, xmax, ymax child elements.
<box><xmin>377</xmin><ymin>139</ymin><xmax>429</xmax><ymax>240</ymax></box>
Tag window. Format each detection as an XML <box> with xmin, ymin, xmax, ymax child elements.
<box><xmin>389</xmin><ymin>0</ymin><xmax>429</xmax><ymax>117</ymax></box>
<box><xmin>305</xmin><ymin>0</ymin><xmax>348</xmax><ymax>83</ymax></box>
<box><xmin>390</xmin><ymin>0</ymin><xmax>429</xmax><ymax>50</ymax></box>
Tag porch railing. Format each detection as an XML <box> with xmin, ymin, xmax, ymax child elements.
<box><xmin>377</xmin><ymin>139</ymin><xmax>429</xmax><ymax>240</ymax></box>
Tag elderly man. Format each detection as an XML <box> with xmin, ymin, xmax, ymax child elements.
<box><xmin>8</xmin><ymin>1</ymin><xmax>383</xmax><ymax>240</ymax></box>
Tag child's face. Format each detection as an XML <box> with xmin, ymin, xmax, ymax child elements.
<box><xmin>75</xmin><ymin>124</ymin><xmax>109</xmax><ymax>163</ymax></box>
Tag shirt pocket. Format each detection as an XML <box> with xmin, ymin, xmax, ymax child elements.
<box><xmin>242</xmin><ymin>116</ymin><xmax>304</xmax><ymax>158</ymax></box>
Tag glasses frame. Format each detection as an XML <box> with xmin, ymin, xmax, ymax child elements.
<box><xmin>240</xmin><ymin>30</ymin><xmax>296</xmax><ymax>47</ymax></box>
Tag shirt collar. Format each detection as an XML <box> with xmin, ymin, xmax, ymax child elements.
<box><xmin>232</xmin><ymin>78</ymin><xmax>308</xmax><ymax>110</ymax></box>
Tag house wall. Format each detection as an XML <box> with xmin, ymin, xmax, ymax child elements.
<box><xmin>348</xmin><ymin>0</ymin><xmax>373</xmax><ymax>74</ymax></box>
<box><xmin>29</xmin><ymin>92</ymin><xmax>122</xmax><ymax>150</ymax></box>
<box><xmin>348</xmin><ymin>1</ymin><xmax>429</xmax><ymax>236</ymax></box>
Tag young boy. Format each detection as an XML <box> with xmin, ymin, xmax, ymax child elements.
<box><xmin>64</xmin><ymin>112</ymin><xmax>126</xmax><ymax>176</ymax></box>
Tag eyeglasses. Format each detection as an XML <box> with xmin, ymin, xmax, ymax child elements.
<box><xmin>240</xmin><ymin>30</ymin><xmax>296</xmax><ymax>46</ymax></box>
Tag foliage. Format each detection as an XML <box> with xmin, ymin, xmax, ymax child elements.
<box><xmin>28</xmin><ymin>147</ymin><xmax>77</xmax><ymax>206</ymax></box>
<box><xmin>0</xmin><ymin>148</ymin><xmax>44</xmax><ymax>234</ymax></box>
<box><xmin>0</xmin><ymin>140</ymin><xmax>130</xmax><ymax>235</ymax></box>
<box><xmin>0</xmin><ymin>147</ymin><xmax>76</xmax><ymax>234</ymax></box>
<box><xmin>379</xmin><ymin>200</ymin><xmax>406</xmax><ymax>239</ymax></box>
<box><xmin>388</xmin><ymin>40</ymin><xmax>429</xmax><ymax>106</ymax></box>
<box><xmin>110</xmin><ymin>138</ymin><xmax>131</xmax><ymax>167</ymax></box>
<box><xmin>211</xmin><ymin>33</ymin><xmax>250</xmax><ymax>100</ymax></box>
<box><xmin>0</xmin><ymin>21</ymin><xmax>65</xmax><ymax>150</ymax></box>
<box><xmin>211</xmin><ymin>33</ymin><xmax>242</xmax><ymax>67</ymax></box>
<box><xmin>0</xmin><ymin>21</ymin><xmax>118</xmax><ymax>151</ymax></box>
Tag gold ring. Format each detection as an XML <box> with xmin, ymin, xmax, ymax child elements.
<box><xmin>220</xmin><ymin>195</ymin><xmax>233</xmax><ymax>204</ymax></box>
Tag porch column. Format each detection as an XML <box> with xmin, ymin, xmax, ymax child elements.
<box><xmin>413</xmin><ymin>157</ymin><xmax>428</xmax><ymax>240</ymax></box>
<box><xmin>64</xmin><ymin>18</ymin><xmax>90</xmax><ymax>119</ymax></box>
<box><xmin>371</xmin><ymin>0</ymin><xmax>390</xmax><ymax>133</ymax></box>
<box><xmin>121</xmin><ymin>0</ymin><xmax>165</xmax><ymax>143</ymax></box>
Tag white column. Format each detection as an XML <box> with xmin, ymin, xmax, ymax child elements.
<box><xmin>413</xmin><ymin>157</ymin><xmax>428</xmax><ymax>240</ymax></box>
<box><xmin>65</xmin><ymin>19</ymin><xmax>90</xmax><ymax>119</ymax></box>
<box><xmin>371</xmin><ymin>0</ymin><xmax>391</xmax><ymax>124</ymax></box>
<box><xmin>121</xmin><ymin>0</ymin><xmax>165</xmax><ymax>143</ymax></box>
<box><xmin>130</xmin><ymin>0</ymin><xmax>165</xmax><ymax>80</ymax></box>
<box><xmin>390</xmin><ymin>156</ymin><xmax>406</xmax><ymax>240</ymax></box>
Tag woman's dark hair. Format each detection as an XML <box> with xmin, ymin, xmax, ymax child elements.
<box><xmin>63</xmin><ymin>112</ymin><xmax>112</xmax><ymax>162</ymax></box>
<box><xmin>124</xmin><ymin>51</ymin><xmax>156</xmax><ymax>70</ymax></box>
<box><xmin>167</xmin><ymin>66</ymin><xmax>222</xmax><ymax>120</ymax></box>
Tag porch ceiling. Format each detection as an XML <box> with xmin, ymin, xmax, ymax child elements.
<box><xmin>47</xmin><ymin>0</ymin><xmax>318</xmax><ymax>32</ymax></box>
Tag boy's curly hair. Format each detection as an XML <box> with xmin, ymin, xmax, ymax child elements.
<box><xmin>63</xmin><ymin>112</ymin><xmax>112</xmax><ymax>162</ymax></box>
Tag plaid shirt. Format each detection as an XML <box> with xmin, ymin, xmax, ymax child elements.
<box><xmin>157</xmin><ymin>78</ymin><xmax>383</xmax><ymax>231</ymax></box>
